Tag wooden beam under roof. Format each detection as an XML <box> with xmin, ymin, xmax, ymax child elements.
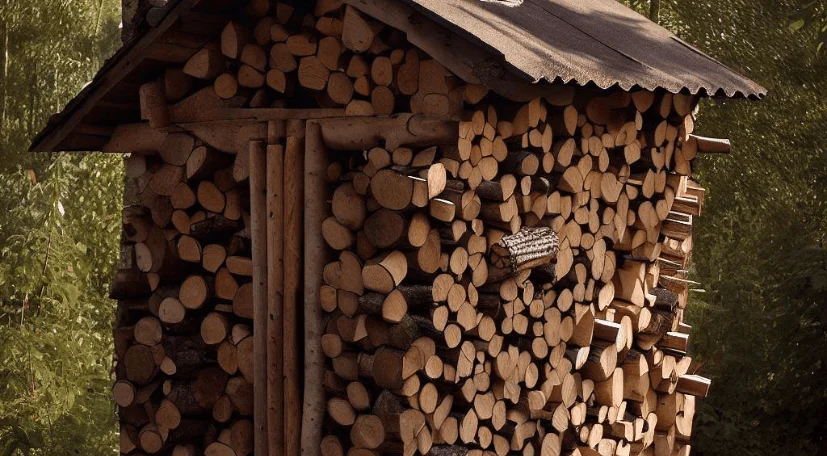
<box><xmin>29</xmin><ymin>0</ymin><xmax>244</xmax><ymax>152</ymax></box>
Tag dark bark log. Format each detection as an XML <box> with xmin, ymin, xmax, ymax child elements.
<box><xmin>189</xmin><ymin>215</ymin><xmax>242</xmax><ymax>242</ymax></box>
<box><xmin>490</xmin><ymin>227</ymin><xmax>559</xmax><ymax>275</ymax></box>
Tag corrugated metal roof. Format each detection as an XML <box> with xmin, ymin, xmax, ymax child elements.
<box><xmin>31</xmin><ymin>0</ymin><xmax>765</xmax><ymax>152</ymax></box>
<box><xmin>401</xmin><ymin>0</ymin><xmax>766</xmax><ymax>98</ymax></box>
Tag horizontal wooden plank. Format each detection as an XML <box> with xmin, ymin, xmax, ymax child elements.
<box><xmin>317</xmin><ymin>113</ymin><xmax>458</xmax><ymax>151</ymax></box>
<box><xmin>172</xmin><ymin>108</ymin><xmax>350</xmax><ymax>123</ymax></box>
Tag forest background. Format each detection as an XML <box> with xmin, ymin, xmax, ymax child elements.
<box><xmin>0</xmin><ymin>0</ymin><xmax>824</xmax><ymax>454</ymax></box>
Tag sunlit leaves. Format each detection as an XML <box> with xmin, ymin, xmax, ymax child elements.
<box><xmin>619</xmin><ymin>0</ymin><xmax>827</xmax><ymax>454</ymax></box>
<box><xmin>0</xmin><ymin>0</ymin><xmax>122</xmax><ymax>454</ymax></box>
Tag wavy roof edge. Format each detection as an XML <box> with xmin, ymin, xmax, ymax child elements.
<box><xmin>30</xmin><ymin>0</ymin><xmax>766</xmax><ymax>152</ymax></box>
<box><xmin>402</xmin><ymin>0</ymin><xmax>766</xmax><ymax>99</ymax></box>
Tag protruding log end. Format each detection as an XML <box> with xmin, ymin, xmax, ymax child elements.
<box><xmin>490</xmin><ymin>227</ymin><xmax>560</xmax><ymax>277</ymax></box>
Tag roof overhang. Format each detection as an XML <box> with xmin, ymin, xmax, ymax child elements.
<box><xmin>400</xmin><ymin>0</ymin><xmax>767</xmax><ymax>98</ymax></box>
<box><xmin>30</xmin><ymin>0</ymin><xmax>766</xmax><ymax>153</ymax></box>
<box><xmin>29</xmin><ymin>0</ymin><xmax>240</xmax><ymax>152</ymax></box>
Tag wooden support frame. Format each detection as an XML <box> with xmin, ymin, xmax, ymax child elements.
<box><xmin>267</xmin><ymin>140</ymin><xmax>285</xmax><ymax>456</ymax></box>
<box><xmin>102</xmin><ymin>112</ymin><xmax>459</xmax><ymax>154</ymax></box>
<box><xmin>301</xmin><ymin>121</ymin><xmax>328</xmax><ymax>456</ymax></box>
<box><xmin>103</xmin><ymin>108</ymin><xmax>460</xmax><ymax>456</ymax></box>
<box><xmin>284</xmin><ymin>120</ymin><xmax>306</xmax><ymax>456</ymax></box>
<box><xmin>170</xmin><ymin>107</ymin><xmax>349</xmax><ymax>123</ymax></box>
<box><xmin>318</xmin><ymin>113</ymin><xmax>459</xmax><ymax>151</ymax></box>
<box><xmin>102</xmin><ymin>120</ymin><xmax>270</xmax><ymax>155</ymax></box>
<box><xmin>249</xmin><ymin>140</ymin><xmax>269</xmax><ymax>456</ymax></box>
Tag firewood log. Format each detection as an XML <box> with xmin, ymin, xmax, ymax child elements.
<box><xmin>184</xmin><ymin>48</ymin><xmax>226</xmax><ymax>80</ymax></box>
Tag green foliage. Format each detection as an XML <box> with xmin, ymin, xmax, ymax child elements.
<box><xmin>0</xmin><ymin>156</ymin><xmax>124</xmax><ymax>455</ymax></box>
<box><xmin>669</xmin><ymin>0</ymin><xmax>827</xmax><ymax>452</ymax></box>
<box><xmin>0</xmin><ymin>0</ymin><xmax>123</xmax><ymax>454</ymax></box>
<box><xmin>0</xmin><ymin>0</ymin><xmax>823</xmax><ymax>455</ymax></box>
<box><xmin>623</xmin><ymin>0</ymin><xmax>827</xmax><ymax>454</ymax></box>
<box><xmin>789</xmin><ymin>1</ymin><xmax>827</xmax><ymax>52</ymax></box>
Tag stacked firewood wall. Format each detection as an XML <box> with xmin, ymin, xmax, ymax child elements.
<box><xmin>112</xmin><ymin>130</ymin><xmax>259</xmax><ymax>455</ymax></box>
<box><xmin>129</xmin><ymin>0</ymin><xmax>480</xmax><ymax>120</ymax></box>
<box><xmin>318</xmin><ymin>93</ymin><xmax>709</xmax><ymax>456</ymax></box>
<box><xmin>112</xmin><ymin>1</ymin><xmax>481</xmax><ymax>454</ymax></box>
<box><xmin>108</xmin><ymin>1</ymin><xmax>713</xmax><ymax>456</ymax></box>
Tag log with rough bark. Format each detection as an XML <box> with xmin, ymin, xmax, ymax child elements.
<box><xmin>489</xmin><ymin>227</ymin><xmax>560</xmax><ymax>279</ymax></box>
<box><xmin>249</xmin><ymin>140</ymin><xmax>269</xmax><ymax>456</ymax></box>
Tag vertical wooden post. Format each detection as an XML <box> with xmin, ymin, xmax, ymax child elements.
<box><xmin>300</xmin><ymin>121</ymin><xmax>327</xmax><ymax>456</ymax></box>
<box><xmin>249</xmin><ymin>140</ymin><xmax>269</xmax><ymax>456</ymax></box>
<box><xmin>267</xmin><ymin>143</ymin><xmax>285</xmax><ymax>456</ymax></box>
<box><xmin>285</xmin><ymin>120</ymin><xmax>306</xmax><ymax>456</ymax></box>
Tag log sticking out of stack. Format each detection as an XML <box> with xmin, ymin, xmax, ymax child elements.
<box><xmin>114</xmin><ymin>127</ymin><xmax>259</xmax><ymax>455</ymax></box>
<box><xmin>318</xmin><ymin>93</ymin><xmax>709</xmax><ymax>456</ymax></box>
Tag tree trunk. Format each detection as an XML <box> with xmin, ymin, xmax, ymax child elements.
<box><xmin>0</xmin><ymin>0</ymin><xmax>8</xmax><ymax>131</ymax></box>
<box><xmin>649</xmin><ymin>0</ymin><xmax>661</xmax><ymax>23</ymax></box>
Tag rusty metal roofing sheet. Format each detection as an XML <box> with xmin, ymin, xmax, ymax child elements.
<box><xmin>401</xmin><ymin>0</ymin><xmax>766</xmax><ymax>98</ymax></box>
